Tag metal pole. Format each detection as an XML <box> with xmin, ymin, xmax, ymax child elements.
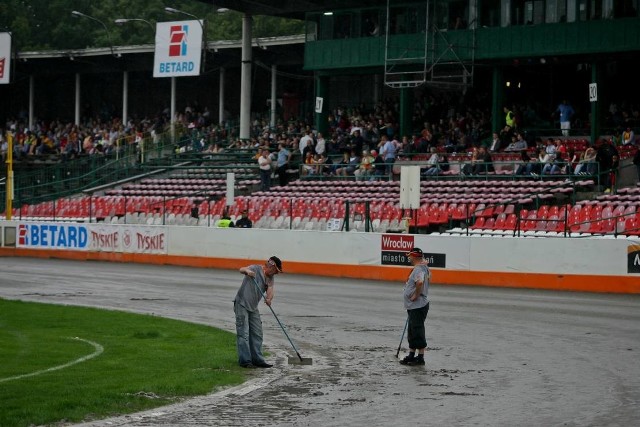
<box><xmin>122</xmin><ymin>71</ymin><xmax>129</xmax><ymax>125</ymax></box>
<box><xmin>270</xmin><ymin>64</ymin><xmax>277</xmax><ymax>129</ymax></box>
<box><xmin>170</xmin><ymin>76</ymin><xmax>176</xmax><ymax>142</ymax></box>
<box><xmin>5</xmin><ymin>131</ymin><xmax>13</xmax><ymax>220</ymax></box>
<box><xmin>75</xmin><ymin>73</ymin><xmax>81</xmax><ymax>126</ymax></box>
<box><xmin>28</xmin><ymin>75</ymin><xmax>34</xmax><ymax>131</ymax></box>
<box><xmin>219</xmin><ymin>67</ymin><xmax>225</xmax><ymax>126</ymax></box>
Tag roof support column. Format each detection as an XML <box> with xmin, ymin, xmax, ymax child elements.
<box><xmin>314</xmin><ymin>74</ymin><xmax>328</xmax><ymax>135</ymax></box>
<box><xmin>122</xmin><ymin>71</ymin><xmax>128</xmax><ymax>125</ymax></box>
<box><xmin>590</xmin><ymin>62</ymin><xmax>601</xmax><ymax>145</ymax></box>
<box><xmin>399</xmin><ymin>85</ymin><xmax>413</xmax><ymax>139</ymax></box>
<box><xmin>239</xmin><ymin>14</ymin><xmax>252</xmax><ymax>141</ymax></box>
<box><xmin>28</xmin><ymin>75</ymin><xmax>34</xmax><ymax>131</ymax></box>
<box><xmin>219</xmin><ymin>67</ymin><xmax>225</xmax><ymax>125</ymax></box>
<box><xmin>491</xmin><ymin>65</ymin><xmax>504</xmax><ymax>135</ymax></box>
<box><xmin>74</xmin><ymin>73</ymin><xmax>81</xmax><ymax>126</ymax></box>
<box><xmin>270</xmin><ymin>64</ymin><xmax>277</xmax><ymax>129</ymax></box>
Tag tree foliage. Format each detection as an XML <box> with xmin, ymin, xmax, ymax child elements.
<box><xmin>0</xmin><ymin>0</ymin><xmax>304</xmax><ymax>51</ymax></box>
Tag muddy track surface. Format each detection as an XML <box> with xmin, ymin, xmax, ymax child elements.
<box><xmin>1</xmin><ymin>258</ymin><xmax>639</xmax><ymax>426</ymax></box>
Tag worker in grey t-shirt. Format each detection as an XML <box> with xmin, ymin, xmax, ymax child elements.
<box><xmin>399</xmin><ymin>248</ymin><xmax>430</xmax><ymax>366</ymax></box>
<box><xmin>234</xmin><ymin>256</ymin><xmax>283</xmax><ymax>368</ymax></box>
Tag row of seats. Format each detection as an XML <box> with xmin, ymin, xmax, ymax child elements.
<box><xmin>464</xmin><ymin>203</ymin><xmax>639</xmax><ymax>236</ymax></box>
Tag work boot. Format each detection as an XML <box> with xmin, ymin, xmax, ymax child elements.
<box><xmin>399</xmin><ymin>354</ymin><xmax>416</xmax><ymax>365</ymax></box>
<box><xmin>405</xmin><ymin>357</ymin><xmax>425</xmax><ymax>366</ymax></box>
<box><xmin>254</xmin><ymin>362</ymin><xmax>273</xmax><ymax>368</ymax></box>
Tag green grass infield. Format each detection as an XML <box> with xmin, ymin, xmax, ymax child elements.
<box><xmin>0</xmin><ymin>298</ymin><xmax>246</xmax><ymax>427</ymax></box>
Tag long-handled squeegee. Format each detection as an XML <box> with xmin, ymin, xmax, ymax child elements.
<box><xmin>251</xmin><ymin>277</ymin><xmax>313</xmax><ymax>365</ymax></box>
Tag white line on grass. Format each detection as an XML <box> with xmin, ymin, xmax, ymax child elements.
<box><xmin>0</xmin><ymin>337</ymin><xmax>104</xmax><ymax>383</ymax></box>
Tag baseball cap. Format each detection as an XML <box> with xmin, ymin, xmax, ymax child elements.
<box><xmin>406</xmin><ymin>248</ymin><xmax>424</xmax><ymax>258</ymax></box>
<box><xmin>268</xmin><ymin>256</ymin><xmax>283</xmax><ymax>273</ymax></box>
<box><xmin>371</xmin><ymin>150</ymin><xmax>377</xmax><ymax>156</ymax></box>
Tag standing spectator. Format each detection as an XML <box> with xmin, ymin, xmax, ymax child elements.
<box><xmin>276</xmin><ymin>143</ymin><xmax>291</xmax><ymax>186</ymax></box>
<box><xmin>399</xmin><ymin>248</ymin><xmax>431</xmax><ymax>366</ymax></box>
<box><xmin>371</xmin><ymin>149</ymin><xmax>386</xmax><ymax>179</ymax></box>
<box><xmin>597</xmin><ymin>139</ymin><xmax>619</xmax><ymax>191</ymax></box>
<box><xmin>235</xmin><ymin>256</ymin><xmax>283</xmax><ymax>368</ymax></box>
<box><xmin>504</xmin><ymin>106</ymin><xmax>516</xmax><ymax>130</ymax></box>
<box><xmin>555</xmin><ymin>100</ymin><xmax>575</xmax><ymax>136</ymax></box>
<box><xmin>380</xmin><ymin>135</ymin><xmax>397</xmax><ymax>176</ymax></box>
<box><xmin>258</xmin><ymin>148</ymin><xmax>272</xmax><ymax>191</ymax></box>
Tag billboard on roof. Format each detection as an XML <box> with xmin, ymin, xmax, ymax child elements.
<box><xmin>153</xmin><ymin>20</ymin><xmax>202</xmax><ymax>77</ymax></box>
<box><xmin>0</xmin><ymin>32</ymin><xmax>11</xmax><ymax>84</ymax></box>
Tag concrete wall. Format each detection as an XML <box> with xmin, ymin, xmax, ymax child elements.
<box><xmin>1</xmin><ymin>220</ymin><xmax>639</xmax><ymax>294</ymax></box>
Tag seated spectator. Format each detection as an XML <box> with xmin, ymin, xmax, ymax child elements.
<box><xmin>574</xmin><ymin>147</ymin><xmax>597</xmax><ymax>175</ymax></box>
<box><xmin>190</xmin><ymin>204</ymin><xmax>200</xmax><ymax>219</ymax></box>
<box><xmin>514</xmin><ymin>150</ymin><xmax>534</xmax><ymax>176</ymax></box>
<box><xmin>422</xmin><ymin>148</ymin><xmax>442</xmax><ymax>176</ymax></box>
<box><xmin>335</xmin><ymin>149</ymin><xmax>360</xmax><ymax>177</ymax></box>
<box><xmin>0</xmin><ymin>136</ymin><xmax>8</xmax><ymax>162</ymax></box>
<box><xmin>332</xmin><ymin>151</ymin><xmax>350</xmax><ymax>176</ymax></box>
<box><xmin>472</xmin><ymin>145</ymin><xmax>495</xmax><ymax>175</ymax></box>
<box><xmin>354</xmin><ymin>149</ymin><xmax>375</xmax><ymax>181</ymax></box>
<box><xmin>216</xmin><ymin>208</ymin><xmax>235</xmax><ymax>228</ymax></box>
<box><xmin>206</xmin><ymin>143</ymin><xmax>224</xmax><ymax>154</ymax></box>
<box><xmin>536</xmin><ymin>148</ymin><xmax>554</xmax><ymax>176</ymax></box>
<box><xmin>301</xmin><ymin>151</ymin><xmax>315</xmax><ymax>176</ymax></box>
<box><xmin>317</xmin><ymin>152</ymin><xmax>333</xmax><ymax>176</ymax></box>
<box><xmin>489</xmin><ymin>132</ymin><xmax>501</xmax><ymax>152</ymax></box>
<box><xmin>235</xmin><ymin>210</ymin><xmax>253</xmax><ymax>228</ymax></box>
<box><xmin>548</xmin><ymin>152</ymin><xmax>567</xmax><ymax>175</ymax></box>
<box><xmin>504</xmin><ymin>133</ymin><xmax>527</xmax><ymax>152</ymax></box>
<box><xmin>622</xmin><ymin>127</ymin><xmax>635</xmax><ymax>145</ymax></box>
<box><xmin>461</xmin><ymin>147</ymin><xmax>480</xmax><ymax>176</ymax></box>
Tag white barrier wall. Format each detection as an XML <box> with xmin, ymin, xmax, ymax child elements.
<box><xmin>3</xmin><ymin>221</ymin><xmax>640</xmax><ymax>277</ymax></box>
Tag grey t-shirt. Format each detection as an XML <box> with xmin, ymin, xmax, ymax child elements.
<box><xmin>234</xmin><ymin>265</ymin><xmax>272</xmax><ymax>312</ymax></box>
<box><xmin>403</xmin><ymin>263</ymin><xmax>430</xmax><ymax>310</ymax></box>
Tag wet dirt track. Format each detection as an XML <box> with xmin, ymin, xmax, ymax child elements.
<box><xmin>1</xmin><ymin>258</ymin><xmax>639</xmax><ymax>426</ymax></box>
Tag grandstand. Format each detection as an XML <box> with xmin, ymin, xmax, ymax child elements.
<box><xmin>2</xmin><ymin>1</ymin><xmax>640</xmax><ymax>240</ymax></box>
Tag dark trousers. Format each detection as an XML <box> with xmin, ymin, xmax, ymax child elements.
<box><xmin>260</xmin><ymin>169</ymin><xmax>271</xmax><ymax>191</ymax></box>
<box><xmin>407</xmin><ymin>302</ymin><xmax>429</xmax><ymax>350</ymax></box>
<box><xmin>277</xmin><ymin>163</ymin><xmax>289</xmax><ymax>186</ymax></box>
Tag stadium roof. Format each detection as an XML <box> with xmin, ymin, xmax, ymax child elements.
<box><xmin>196</xmin><ymin>0</ymin><xmax>387</xmax><ymax>19</ymax></box>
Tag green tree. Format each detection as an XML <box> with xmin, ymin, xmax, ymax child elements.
<box><xmin>0</xmin><ymin>0</ymin><xmax>304</xmax><ymax>51</ymax></box>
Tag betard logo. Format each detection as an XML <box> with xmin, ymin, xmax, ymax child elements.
<box><xmin>18</xmin><ymin>223</ymin><xmax>88</xmax><ymax>248</ymax></box>
<box><xmin>169</xmin><ymin>24</ymin><xmax>189</xmax><ymax>57</ymax></box>
<box><xmin>628</xmin><ymin>245</ymin><xmax>640</xmax><ymax>274</ymax></box>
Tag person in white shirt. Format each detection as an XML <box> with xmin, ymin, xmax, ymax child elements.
<box><xmin>315</xmin><ymin>133</ymin><xmax>326</xmax><ymax>156</ymax></box>
<box><xmin>299</xmin><ymin>131</ymin><xmax>314</xmax><ymax>155</ymax></box>
<box><xmin>258</xmin><ymin>149</ymin><xmax>272</xmax><ymax>191</ymax></box>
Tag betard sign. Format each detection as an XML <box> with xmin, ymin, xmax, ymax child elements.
<box><xmin>0</xmin><ymin>32</ymin><xmax>11</xmax><ymax>84</ymax></box>
<box><xmin>153</xmin><ymin>20</ymin><xmax>202</xmax><ymax>77</ymax></box>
